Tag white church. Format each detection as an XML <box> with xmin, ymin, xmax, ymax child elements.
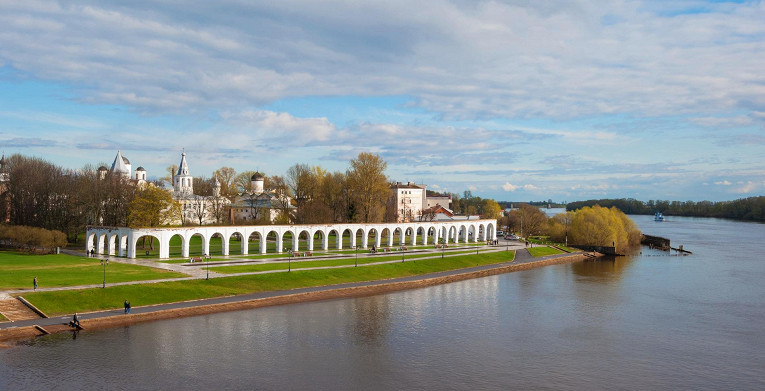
<box><xmin>102</xmin><ymin>150</ymin><xmax>296</xmax><ymax>226</ymax></box>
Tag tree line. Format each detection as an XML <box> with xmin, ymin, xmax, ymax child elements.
<box><xmin>499</xmin><ymin>203</ymin><xmax>641</xmax><ymax>253</ymax></box>
<box><xmin>4</xmin><ymin>152</ymin><xmax>494</xmax><ymax>240</ymax></box>
<box><xmin>566</xmin><ymin>197</ymin><xmax>765</xmax><ymax>221</ymax></box>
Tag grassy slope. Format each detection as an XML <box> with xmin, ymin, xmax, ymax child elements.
<box><xmin>26</xmin><ymin>250</ymin><xmax>515</xmax><ymax>316</ymax></box>
<box><xmin>528</xmin><ymin>247</ymin><xmax>564</xmax><ymax>257</ymax></box>
<box><xmin>0</xmin><ymin>251</ymin><xmax>186</xmax><ymax>290</ymax></box>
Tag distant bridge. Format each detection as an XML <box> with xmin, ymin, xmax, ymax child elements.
<box><xmin>86</xmin><ymin>220</ymin><xmax>498</xmax><ymax>259</ymax></box>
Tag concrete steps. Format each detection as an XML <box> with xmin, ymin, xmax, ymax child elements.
<box><xmin>0</xmin><ymin>298</ymin><xmax>44</xmax><ymax>322</ymax></box>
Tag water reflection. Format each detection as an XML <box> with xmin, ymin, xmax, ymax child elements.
<box><xmin>2</xmin><ymin>215</ymin><xmax>765</xmax><ymax>390</ymax></box>
<box><xmin>351</xmin><ymin>295</ymin><xmax>391</xmax><ymax>347</ymax></box>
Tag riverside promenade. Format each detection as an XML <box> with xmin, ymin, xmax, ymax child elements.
<box><xmin>0</xmin><ymin>244</ymin><xmax>596</xmax><ymax>342</ymax></box>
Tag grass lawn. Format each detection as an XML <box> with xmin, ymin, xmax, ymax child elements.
<box><xmin>209</xmin><ymin>249</ymin><xmax>490</xmax><ymax>274</ymax></box>
<box><xmin>0</xmin><ymin>251</ymin><xmax>186</xmax><ymax>290</ymax></box>
<box><xmin>25</xmin><ymin>250</ymin><xmax>515</xmax><ymax>316</ymax></box>
<box><xmin>0</xmin><ymin>312</ymin><xmax>6</xmax><ymax>322</ymax></box>
<box><xmin>528</xmin><ymin>246</ymin><xmax>565</xmax><ymax>257</ymax></box>
<box><xmin>131</xmin><ymin>232</ymin><xmax>477</xmax><ymax>259</ymax></box>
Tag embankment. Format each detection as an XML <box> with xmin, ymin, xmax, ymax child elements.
<box><xmin>0</xmin><ymin>252</ymin><xmax>594</xmax><ymax>345</ymax></box>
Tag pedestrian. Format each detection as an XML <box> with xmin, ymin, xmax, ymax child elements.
<box><xmin>33</xmin><ymin>276</ymin><xmax>37</xmax><ymax>291</ymax></box>
<box><xmin>124</xmin><ymin>300</ymin><xmax>129</xmax><ymax>314</ymax></box>
<box><xmin>71</xmin><ymin>312</ymin><xmax>81</xmax><ymax>328</ymax></box>
<box><xmin>127</xmin><ymin>301</ymin><xmax>131</xmax><ymax>314</ymax></box>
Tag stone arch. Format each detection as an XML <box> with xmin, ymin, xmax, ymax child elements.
<box><xmin>228</xmin><ymin>231</ymin><xmax>245</xmax><ymax>255</ymax></box>
<box><xmin>341</xmin><ymin>228</ymin><xmax>353</xmax><ymax>250</ymax></box>
<box><xmin>393</xmin><ymin>227</ymin><xmax>404</xmax><ymax>246</ymax></box>
<box><xmin>416</xmin><ymin>226</ymin><xmax>427</xmax><ymax>245</ymax></box>
<box><xmin>168</xmin><ymin>233</ymin><xmax>185</xmax><ymax>258</ymax></box>
<box><xmin>248</xmin><ymin>231</ymin><xmax>264</xmax><ymax>254</ymax></box>
<box><xmin>208</xmin><ymin>231</ymin><xmax>226</xmax><ymax>256</ymax></box>
<box><xmin>381</xmin><ymin>228</ymin><xmax>393</xmax><ymax>247</ymax></box>
<box><xmin>265</xmin><ymin>230</ymin><xmax>281</xmax><ymax>253</ymax></box>
<box><xmin>468</xmin><ymin>225</ymin><xmax>477</xmax><ymax>242</ymax></box>
<box><xmin>311</xmin><ymin>229</ymin><xmax>324</xmax><ymax>251</ymax></box>
<box><xmin>189</xmin><ymin>232</ymin><xmax>208</xmax><ymax>257</ymax></box>
<box><xmin>296</xmin><ymin>229</ymin><xmax>311</xmax><ymax>251</ymax></box>
<box><xmin>134</xmin><ymin>234</ymin><xmax>161</xmax><ymax>258</ymax></box>
<box><xmin>328</xmin><ymin>229</ymin><xmax>341</xmax><ymax>250</ymax></box>
<box><xmin>283</xmin><ymin>230</ymin><xmax>297</xmax><ymax>252</ymax></box>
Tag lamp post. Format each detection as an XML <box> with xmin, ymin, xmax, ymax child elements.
<box><xmin>402</xmin><ymin>245</ymin><xmax>405</xmax><ymax>263</ymax></box>
<box><xmin>205</xmin><ymin>254</ymin><xmax>209</xmax><ymax>280</ymax></box>
<box><xmin>100</xmin><ymin>258</ymin><xmax>109</xmax><ymax>288</ymax></box>
<box><xmin>355</xmin><ymin>245</ymin><xmax>359</xmax><ymax>267</ymax></box>
<box><xmin>288</xmin><ymin>248</ymin><xmax>292</xmax><ymax>272</ymax></box>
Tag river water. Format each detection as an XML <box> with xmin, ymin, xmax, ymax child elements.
<box><xmin>2</xmin><ymin>214</ymin><xmax>764</xmax><ymax>390</ymax></box>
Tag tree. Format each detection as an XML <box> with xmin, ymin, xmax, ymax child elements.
<box><xmin>128</xmin><ymin>186</ymin><xmax>179</xmax><ymax>228</ymax></box>
<box><xmin>481</xmin><ymin>199</ymin><xmax>502</xmax><ymax>219</ymax></box>
<box><xmin>507</xmin><ymin>204</ymin><xmax>547</xmax><ymax>237</ymax></box>
<box><xmin>346</xmin><ymin>152</ymin><xmax>389</xmax><ymax>223</ymax></box>
<box><xmin>568</xmin><ymin>205</ymin><xmax>641</xmax><ymax>253</ymax></box>
<box><xmin>212</xmin><ymin>167</ymin><xmax>237</xmax><ymax>197</ymax></box>
<box><xmin>233</xmin><ymin>171</ymin><xmax>261</xmax><ymax>194</ymax></box>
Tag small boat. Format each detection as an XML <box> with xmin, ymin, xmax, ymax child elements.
<box><xmin>654</xmin><ymin>212</ymin><xmax>665</xmax><ymax>222</ymax></box>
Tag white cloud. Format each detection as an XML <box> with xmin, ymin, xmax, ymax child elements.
<box><xmin>502</xmin><ymin>182</ymin><xmax>537</xmax><ymax>192</ymax></box>
<box><xmin>0</xmin><ymin>0</ymin><xmax>763</xmax><ymax>120</ymax></box>
<box><xmin>715</xmin><ymin>180</ymin><xmax>732</xmax><ymax>186</ymax></box>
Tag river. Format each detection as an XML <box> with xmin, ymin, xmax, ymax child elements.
<box><xmin>2</xmin><ymin>214</ymin><xmax>764</xmax><ymax>390</ymax></box>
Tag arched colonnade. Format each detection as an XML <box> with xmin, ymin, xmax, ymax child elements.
<box><xmin>86</xmin><ymin>220</ymin><xmax>497</xmax><ymax>259</ymax></box>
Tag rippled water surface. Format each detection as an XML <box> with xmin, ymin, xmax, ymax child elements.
<box><xmin>2</xmin><ymin>215</ymin><xmax>764</xmax><ymax>390</ymax></box>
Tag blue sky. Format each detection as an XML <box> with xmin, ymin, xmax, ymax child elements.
<box><xmin>0</xmin><ymin>0</ymin><xmax>763</xmax><ymax>202</ymax></box>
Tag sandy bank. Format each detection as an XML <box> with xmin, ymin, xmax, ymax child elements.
<box><xmin>0</xmin><ymin>252</ymin><xmax>593</xmax><ymax>346</ymax></box>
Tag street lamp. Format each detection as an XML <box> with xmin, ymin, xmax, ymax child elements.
<box><xmin>288</xmin><ymin>248</ymin><xmax>292</xmax><ymax>272</ymax></box>
<box><xmin>100</xmin><ymin>258</ymin><xmax>109</xmax><ymax>288</ymax></box>
<box><xmin>355</xmin><ymin>245</ymin><xmax>359</xmax><ymax>267</ymax></box>
<box><xmin>402</xmin><ymin>245</ymin><xmax>405</xmax><ymax>263</ymax></box>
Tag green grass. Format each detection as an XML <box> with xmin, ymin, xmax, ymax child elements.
<box><xmin>25</xmin><ymin>250</ymin><xmax>516</xmax><ymax>316</ymax></box>
<box><xmin>0</xmin><ymin>312</ymin><xmax>7</xmax><ymax>322</ymax></box>
<box><xmin>0</xmin><ymin>251</ymin><xmax>186</xmax><ymax>290</ymax></box>
<box><xmin>208</xmin><ymin>249</ymin><xmax>488</xmax><ymax>274</ymax></box>
<box><xmin>528</xmin><ymin>246</ymin><xmax>564</xmax><ymax>257</ymax></box>
<box><xmin>130</xmin><ymin>232</ymin><xmax>473</xmax><ymax>258</ymax></box>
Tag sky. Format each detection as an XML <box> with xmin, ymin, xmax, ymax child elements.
<box><xmin>0</xmin><ymin>0</ymin><xmax>763</xmax><ymax>203</ymax></box>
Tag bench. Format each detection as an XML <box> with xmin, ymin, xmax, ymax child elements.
<box><xmin>303</xmin><ymin>251</ymin><xmax>312</xmax><ymax>257</ymax></box>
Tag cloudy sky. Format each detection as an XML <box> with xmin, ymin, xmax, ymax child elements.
<box><xmin>1</xmin><ymin>0</ymin><xmax>763</xmax><ymax>202</ymax></box>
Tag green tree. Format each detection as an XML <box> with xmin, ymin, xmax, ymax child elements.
<box><xmin>128</xmin><ymin>186</ymin><xmax>179</xmax><ymax>228</ymax></box>
<box><xmin>346</xmin><ymin>152</ymin><xmax>389</xmax><ymax>223</ymax></box>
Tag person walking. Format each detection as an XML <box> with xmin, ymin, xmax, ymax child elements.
<box><xmin>124</xmin><ymin>300</ymin><xmax>129</xmax><ymax>314</ymax></box>
<box><xmin>33</xmin><ymin>276</ymin><xmax>38</xmax><ymax>291</ymax></box>
<box><xmin>71</xmin><ymin>312</ymin><xmax>81</xmax><ymax>328</ymax></box>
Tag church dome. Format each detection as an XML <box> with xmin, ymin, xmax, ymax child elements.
<box><xmin>122</xmin><ymin>156</ymin><xmax>130</xmax><ymax>164</ymax></box>
<box><xmin>98</xmin><ymin>166</ymin><xmax>108</xmax><ymax>171</ymax></box>
<box><xmin>251</xmin><ymin>173</ymin><xmax>264</xmax><ymax>181</ymax></box>
<box><xmin>136</xmin><ymin>166</ymin><xmax>146</xmax><ymax>171</ymax></box>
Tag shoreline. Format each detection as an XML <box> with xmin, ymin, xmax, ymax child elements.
<box><xmin>0</xmin><ymin>252</ymin><xmax>594</xmax><ymax>347</ymax></box>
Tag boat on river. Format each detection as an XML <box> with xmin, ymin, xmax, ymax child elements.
<box><xmin>654</xmin><ymin>212</ymin><xmax>665</xmax><ymax>222</ymax></box>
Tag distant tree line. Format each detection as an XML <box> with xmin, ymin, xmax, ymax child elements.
<box><xmin>566</xmin><ymin>197</ymin><xmax>765</xmax><ymax>221</ymax></box>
